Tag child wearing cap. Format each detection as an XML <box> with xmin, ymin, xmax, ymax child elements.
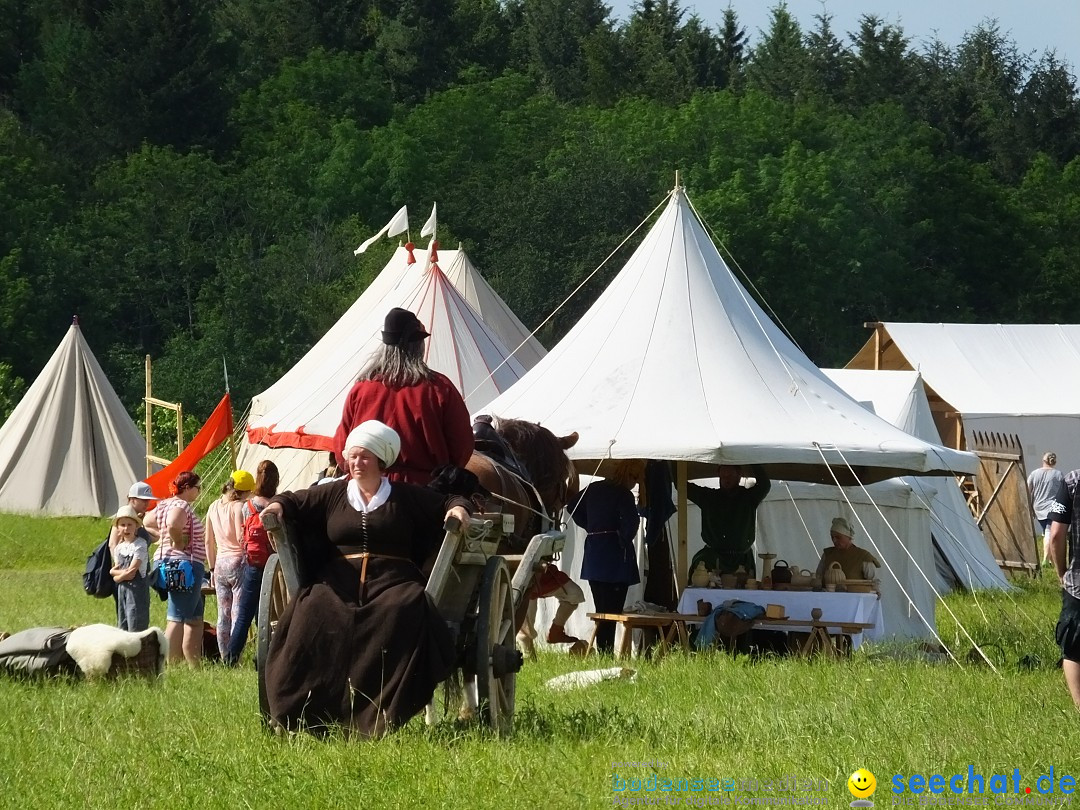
<box><xmin>109</xmin><ymin>505</ymin><xmax>150</xmax><ymax>631</ymax></box>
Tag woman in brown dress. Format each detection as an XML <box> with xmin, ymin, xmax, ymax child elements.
<box><xmin>261</xmin><ymin>420</ymin><xmax>472</xmax><ymax>737</ymax></box>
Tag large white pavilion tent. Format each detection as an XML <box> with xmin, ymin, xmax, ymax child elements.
<box><xmin>483</xmin><ymin>184</ymin><xmax>978</xmax><ymax>646</ymax></box>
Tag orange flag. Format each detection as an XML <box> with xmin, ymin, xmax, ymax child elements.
<box><xmin>144</xmin><ymin>393</ymin><xmax>233</xmax><ymax>499</ymax></box>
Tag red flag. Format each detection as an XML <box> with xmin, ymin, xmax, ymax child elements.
<box><xmin>144</xmin><ymin>393</ymin><xmax>233</xmax><ymax>499</ymax></box>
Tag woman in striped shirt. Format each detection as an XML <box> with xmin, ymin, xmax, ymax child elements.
<box><xmin>153</xmin><ymin>471</ymin><xmax>207</xmax><ymax>666</ymax></box>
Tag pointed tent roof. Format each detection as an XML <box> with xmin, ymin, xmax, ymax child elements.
<box><xmin>0</xmin><ymin>320</ymin><xmax>145</xmax><ymax>516</ymax></box>
<box><xmin>247</xmin><ymin>245</ymin><xmax>535</xmax><ymax>451</ymax></box>
<box><xmin>824</xmin><ymin>369</ymin><xmax>1009</xmax><ymax>591</ymax></box>
<box><xmin>440</xmin><ymin>247</ymin><xmax>546</xmax><ymax>370</ymax></box>
<box><xmin>480</xmin><ymin>187</ymin><xmax>977</xmax><ymax>485</ymax></box>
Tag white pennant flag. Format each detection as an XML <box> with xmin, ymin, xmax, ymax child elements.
<box><xmin>420</xmin><ymin>202</ymin><xmax>437</xmax><ymax>238</ymax></box>
<box><xmin>354</xmin><ymin>205</ymin><xmax>409</xmax><ymax>255</ymax></box>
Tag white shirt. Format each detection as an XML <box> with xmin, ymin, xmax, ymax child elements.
<box><xmin>114</xmin><ymin>538</ymin><xmax>149</xmax><ymax>577</ymax></box>
<box><xmin>347</xmin><ymin>477</ymin><xmax>391</xmax><ymax>513</ymax></box>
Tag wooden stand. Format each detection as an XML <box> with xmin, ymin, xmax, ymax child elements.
<box><xmin>585</xmin><ymin>613</ymin><xmax>697</xmax><ymax>659</ymax></box>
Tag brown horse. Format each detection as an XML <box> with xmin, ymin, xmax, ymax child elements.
<box><xmin>465</xmin><ymin>417</ymin><xmax>579</xmax><ymax>548</ymax></box>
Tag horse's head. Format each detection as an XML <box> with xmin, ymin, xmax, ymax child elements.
<box><xmin>492</xmin><ymin>418</ymin><xmax>579</xmax><ymax>515</ymax></box>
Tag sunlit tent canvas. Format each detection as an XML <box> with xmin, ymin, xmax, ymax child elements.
<box><xmin>481</xmin><ymin>186</ymin><xmax>977</xmax><ymax>483</ymax></box>
<box><xmin>823</xmin><ymin>368</ymin><xmax>1009</xmax><ymax>592</ymax></box>
<box><xmin>240</xmin><ymin>244</ymin><xmax>544</xmax><ymax>490</ymax></box>
<box><xmin>0</xmin><ymin>320</ymin><xmax>145</xmax><ymax>516</ymax></box>
<box><xmin>494</xmin><ymin>184</ymin><xmax>978</xmax><ymax>648</ymax></box>
<box><xmin>848</xmin><ymin>323</ymin><xmax>1080</xmax><ymax>474</ymax></box>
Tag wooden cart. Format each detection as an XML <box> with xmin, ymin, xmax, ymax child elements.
<box><xmin>257</xmin><ymin>510</ymin><xmax>565</xmax><ymax>737</ymax></box>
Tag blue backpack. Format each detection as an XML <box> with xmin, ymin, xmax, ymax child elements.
<box><xmin>83</xmin><ymin>538</ymin><xmax>115</xmax><ymax>598</ymax></box>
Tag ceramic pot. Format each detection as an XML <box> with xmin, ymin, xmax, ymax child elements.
<box><xmin>771</xmin><ymin>560</ymin><xmax>792</xmax><ymax>585</ymax></box>
<box><xmin>690</xmin><ymin>561</ymin><xmax>711</xmax><ymax>588</ymax></box>
<box><xmin>823</xmin><ymin>561</ymin><xmax>847</xmax><ymax>589</ymax></box>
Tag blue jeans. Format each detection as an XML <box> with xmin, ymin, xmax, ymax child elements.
<box><xmin>224</xmin><ymin>562</ymin><xmax>263</xmax><ymax>665</ymax></box>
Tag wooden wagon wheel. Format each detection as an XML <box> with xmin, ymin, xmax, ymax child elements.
<box><xmin>474</xmin><ymin>556</ymin><xmax>522</xmax><ymax>737</ymax></box>
<box><xmin>257</xmin><ymin>553</ymin><xmax>288</xmax><ymax>725</ymax></box>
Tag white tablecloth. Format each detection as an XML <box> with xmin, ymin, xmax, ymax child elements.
<box><xmin>677</xmin><ymin>588</ymin><xmax>884</xmax><ymax>649</ymax></box>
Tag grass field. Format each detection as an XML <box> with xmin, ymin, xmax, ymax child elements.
<box><xmin>1</xmin><ymin>513</ymin><xmax>1078</xmax><ymax>810</ymax></box>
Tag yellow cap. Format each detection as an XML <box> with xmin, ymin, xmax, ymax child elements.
<box><xmin>230</xmin><ymin>470</ymin><xmax>255</xmax><ymax>491</ymax></box>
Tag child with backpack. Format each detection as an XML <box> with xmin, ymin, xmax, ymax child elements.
<box><xmin>224</xmin><ymin>460</ymin><xmax>279</xmax><ymax>665</ymax></box>
<box><xmin>109</xmin><ymin>505</ymin><xmax>150</xmax><ymax>631</ymax></box>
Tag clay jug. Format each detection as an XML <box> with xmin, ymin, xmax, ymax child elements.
<box><xmin>823</xmin><ymin>561</ymin><xmax>847</xmax><ymax>589</ymax></box>
<box><xmin>771</xmin><ymin>559</ymin><xmax>792</xmax><ymax>585</ymax></box>
<box><xmin>690</xmin><ymin>561</ymin><xmax>711</xmax><ymax>588</ymax></box>
<box><xmin>735</xmin><ymin>565</ymin><xmax>749</xmax><ymax>588</ymax></box>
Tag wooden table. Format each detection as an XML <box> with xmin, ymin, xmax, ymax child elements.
<box><xmin>677</xmin><ymin>588</ymin><xmax>883</xmax><ymax>650</ymax></box>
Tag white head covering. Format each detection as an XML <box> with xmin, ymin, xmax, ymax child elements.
<box><xmin>344</xmin><ymin>420</ymin><xmax>401</xmax><ymax>468</ymax></box>
<box><xmin>830</xmin><ymin>517</ymin><xmax>853</xmax><ymax>538</ymax></box>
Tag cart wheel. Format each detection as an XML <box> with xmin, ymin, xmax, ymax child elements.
<box><xmin>257</xmin><ymin>554</ymin><xmax>287</xmax><ymax>725</ymax></box>
<box><xmin>475</xmin><ymin>556</ymin><xmax>522</xmax><ymax>736</ymax></box>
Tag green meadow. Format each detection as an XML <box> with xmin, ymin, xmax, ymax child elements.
<box><xmin>1</xmin><ymin>513</ymin><xmax>1077</xmax><ymax>810</ymax></box>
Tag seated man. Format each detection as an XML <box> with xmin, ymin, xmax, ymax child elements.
<box><xmin>815</xmin><ymin>517</ymin><xmax>880</xmax><ymax>581</ymax></box>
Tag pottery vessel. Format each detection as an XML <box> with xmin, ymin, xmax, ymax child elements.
<box><xmin>770</xmin><ymin>560</ymin><xmax>792</xmax><ymax>585</ymax></box>
<box><xmin>823</xmin><ymin>561</ymin><xmax>847</xmax><ymax>589</ymax></box>
<box><xmin>690</xmin><ymin>561</ymin><xmax>711</xmax><ymax>588</ymax></box>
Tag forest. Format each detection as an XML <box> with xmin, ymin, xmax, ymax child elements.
<box><xmin>1</xmin><ymin>0</ymin><xmax>1078</xmax><ymax>427</ymax></box>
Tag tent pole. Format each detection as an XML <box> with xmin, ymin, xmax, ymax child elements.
<box><xmin>676</xmin><ymin>461</ymin><xmax>687</xmax><ymax>598</ymax></box>
<box><xmin>144</xmin><ymin>355</ymin><xmax>152</xmax><ymax>477</ymax></box>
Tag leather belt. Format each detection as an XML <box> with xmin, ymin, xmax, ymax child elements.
<box><xmin>341</xmin><ymin>551</ymin><xmax>413</xmax><ymax>601</ymax></box>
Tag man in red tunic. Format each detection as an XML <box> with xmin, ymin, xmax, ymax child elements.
<box><xmin>334</xmin><ymin>308</ymin><xmax>474</xmax><ymax>485</ymax></box>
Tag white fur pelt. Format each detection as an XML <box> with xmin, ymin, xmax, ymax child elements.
<box><xmin>65</xmin><ymin>624</ymin><xmax>168</xmax><ymax>678</ymax></box>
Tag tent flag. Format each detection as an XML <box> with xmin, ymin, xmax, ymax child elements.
<box><xmin>420</xmin><ymin>202</ymin><xmax>437</xmax><ymax>238</ymax></box>
<box><xmin>354</xmin><ymin>206</ymin><xmax>409</xmax><ymax>255</ymax></box>
<box><xmin>144</xmin><ymin>393</ymin><xmax>233</xmax><ymax>498</ymax></box>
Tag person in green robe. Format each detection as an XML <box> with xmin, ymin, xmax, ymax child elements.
<box><xmin>685</xmin><ymin>465</ymin><xmax>771</xmax><ymax>580</ymax></box>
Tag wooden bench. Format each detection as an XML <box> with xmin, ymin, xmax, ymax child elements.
<box><xmin>585</xmin><ymin>613</ymin><xmax>700</xmax><ymax>659</ymax></box>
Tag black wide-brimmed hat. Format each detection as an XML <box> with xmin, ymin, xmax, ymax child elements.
<box><xmin>381</xmin><ymin>307</ymin><xmax>430</xmax><ymax>345</ymax></box>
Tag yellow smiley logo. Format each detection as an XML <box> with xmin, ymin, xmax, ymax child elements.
<box><xmin>848</xmin><ymin>769</ymin><xmax>877</xmax><ymax>799</ymax></box>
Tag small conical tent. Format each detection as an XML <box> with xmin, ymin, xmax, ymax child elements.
<box><xmin>0</xmin><ymin>319</ymin><xmax>145</xmax><ymax>516</ymax></box>
<box><xmin>241</xmin><ymin>244</ymin><xmax>543</xmax><ymax>490</ymax></box>
<box><xmin>823</xmin><ymin>369</ymin><xmax>1009</xmax><ymax>591</ymax></box>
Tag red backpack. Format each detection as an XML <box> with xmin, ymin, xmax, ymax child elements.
<box><xmin>242</xmin><ymin>500</ymin><xmax>273</xmax><ymax>568</ymax></box>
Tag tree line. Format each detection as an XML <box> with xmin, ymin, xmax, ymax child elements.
<box><xmin>1</xmin><ymin>0</ymin><xmax>1078</xmax><ymax>424</ymax></box>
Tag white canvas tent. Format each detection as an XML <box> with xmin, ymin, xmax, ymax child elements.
<box><xmin>240</xmin><ymin>244</ymin><xmax>545</xmax><ymax>490</ymax></box>
<box><xmin>0</xmin><ymin>319</ymin><xmax>145</xmax><ymax>516</ymax></box>
<box><xmin>489</xmin><ymin>184</ymin><xmax>977</xmax><ymax>647</ymax></box>
<box><xmin>823</xmin><ymin>369</ymin><xmax>1009</xmax><ymax>591</ymax></box>
<box><xmin>481</xmin><ymin>187</ymin><xmax>977</xmax><ymax>486</ymax></box>
<box><xmin>849</xmin><ymin>323</ymin><xmax>1080</xmax><ymax>474</ymax></box>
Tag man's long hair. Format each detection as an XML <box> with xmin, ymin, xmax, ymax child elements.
<box><xmin>358</xmin><ymin>341</ymin><xmax>435</xmax><ymax>387</ymax></box>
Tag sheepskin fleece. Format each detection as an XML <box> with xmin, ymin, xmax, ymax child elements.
<box><xmin>65</xmin><ymin>624</ymin><xmax>167</xmax><ymax>677</ymax></box>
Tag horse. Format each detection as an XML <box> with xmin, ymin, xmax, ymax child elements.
<box><xmin>465</xmin><ymin>416</ymin><xmax>585</xmax><ymax>656</ymax></box>
<box><xmin>465</xmin><ymin>416</ymin><xmax>579</xmax><ymax>546</ymax></box>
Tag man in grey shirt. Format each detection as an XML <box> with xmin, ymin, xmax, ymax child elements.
<box><xmin>1029</xmin><ymin>452</ymin><xmax>1064</xmax><ymax>563</ymax></box>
